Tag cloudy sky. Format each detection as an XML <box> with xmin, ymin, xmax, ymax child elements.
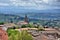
<box><xmin>0</xmin><ymin>0</ymin><xmax>60</xmax><ymax>13</ymax></box>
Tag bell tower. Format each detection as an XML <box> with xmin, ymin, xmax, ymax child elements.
<box><xmin>24</xmin><ymin>14</ymin><xmax>29</xmax><ymax>23</ymax></box>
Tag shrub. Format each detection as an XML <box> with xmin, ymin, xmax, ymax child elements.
<box><xmin>7</xmin><ymin>29</ymin><xmax>33</xmax><ymax>40</ymax></box>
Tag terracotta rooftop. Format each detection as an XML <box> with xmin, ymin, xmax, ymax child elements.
<box><xmin>17</xmin><ymin>21</ymin><xmax>28</xmax><ymax>25</ymax></box>
<box><xmin>0</xmin><ymin>27</ymin><xmax>8</xmax><ymax>40</ymax></box>
<box><xmin>4</xmin><ymin>23</ymin><xmax>16</xmax><ymax>28</ymax></box>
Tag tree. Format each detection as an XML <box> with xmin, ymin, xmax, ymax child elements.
<box><xmin>0</xmin><ymin>22</ymin><xmax>4</xmax><ymax>25</ymax></box>
<box><xmin>7</xmin><ymin>29</ymin><xmax>33</xmax><ymax>40</ymax></box>
<box><xmin>38</xmin><ymin>25</ymin><xmax>45</xmax><ymax>31</ymax></box>
<box><xmin>21</xmin><ymin>25</ymin><xmax>27</xmax><ymax>28</ymax></box>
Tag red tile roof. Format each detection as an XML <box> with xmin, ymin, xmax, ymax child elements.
<box><xmin>0</xmin><ymin>27</ymin><xmax>8</xmax><ymax>40</ymax></box>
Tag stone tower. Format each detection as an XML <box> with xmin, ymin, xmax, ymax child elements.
<box><xmin>24</xmin><ymin>14</ymin><xmax>29</xmax><ymax>23</ymax></box>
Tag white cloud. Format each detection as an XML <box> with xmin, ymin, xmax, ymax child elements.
<box><xmin>43</xmin><ymin>0</ymin><xmax>49</xmax><ymax>3</ymax></box>
<box><xmin>0</xmin><ymin>0</ymin><xmax>59</xmax><ymax>10</ymax></box>
<box><xmin>9</xmin><ymin>0</ymin><xmax>60</xmax><ymax>10</ymax></box>
<box><xmin>9</xmin><ymin>0</ymin><xmax>48</xmax><ymax>10</ymax></box>
<box><xmin>10</xmin><ymin>0</ymin><xmax>36</xmax><ymax>6</ymax></box>
<box><xmin>0</xmin><ymin>3</ymin><xmax>9</xmax><ymax>6</ymax></box>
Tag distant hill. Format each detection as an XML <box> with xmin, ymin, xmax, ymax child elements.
<box><xmin>0</xmin><ymin>14</ymin><xmax>23</xmax><ymax>22</ymax></box>
<box><xmin>0</xmin><ymin>12</ymin><xmax>60</xmax><ymax>23</ymax></box>
<box><xmin>0</xmin><ymin>14</ymin><xmax>39</xmax><ymax>23</ymax></box>
<box><xmin>0</xmin><ymin>14</ymin><xmax>60</xmax><ymax>27</ymax></box>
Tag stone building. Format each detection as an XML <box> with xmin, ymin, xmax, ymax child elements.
<box><xmin>17</xmin><ymin>15</ymin><xmax>29</xmax><ymax>27</ymax></box>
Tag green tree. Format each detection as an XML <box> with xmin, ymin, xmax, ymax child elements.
<box><xmin>0</xmin><ymin>22</ymin><xmax>4</xmax><ymax>25</ymax></box>
<box><xmin>21</xmin><ymin>25</ymin><xmax>27</xmax><ymax>28</ymax></box>
<box><xmin>7</xmin><ymin>29</ymin><xmax>33</xmax><ymax>40</ymax></box>
<box><xmin>38</xmin><ymin>25</ymin><xmax>45</xmax><ymax>31</ymax></box>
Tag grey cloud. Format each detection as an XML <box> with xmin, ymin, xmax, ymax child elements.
<box><xmin>0</xmin><ymin>0</ymin><xmax>60</xmax><ymax>10</ymax></box>
<box><xmin>57</xmin><ymin>0</ymin><xmax>60</xmax><ymax>2</ymax></box>
<box><xmin>21</xmin><ymin>0</ymin><xmax>30</xmax><ymax>1</ymax></box>
<box><xmin>0</xmin><ymin>0</ymin><xmax>10</xmax><ymax>3</ymax></box>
